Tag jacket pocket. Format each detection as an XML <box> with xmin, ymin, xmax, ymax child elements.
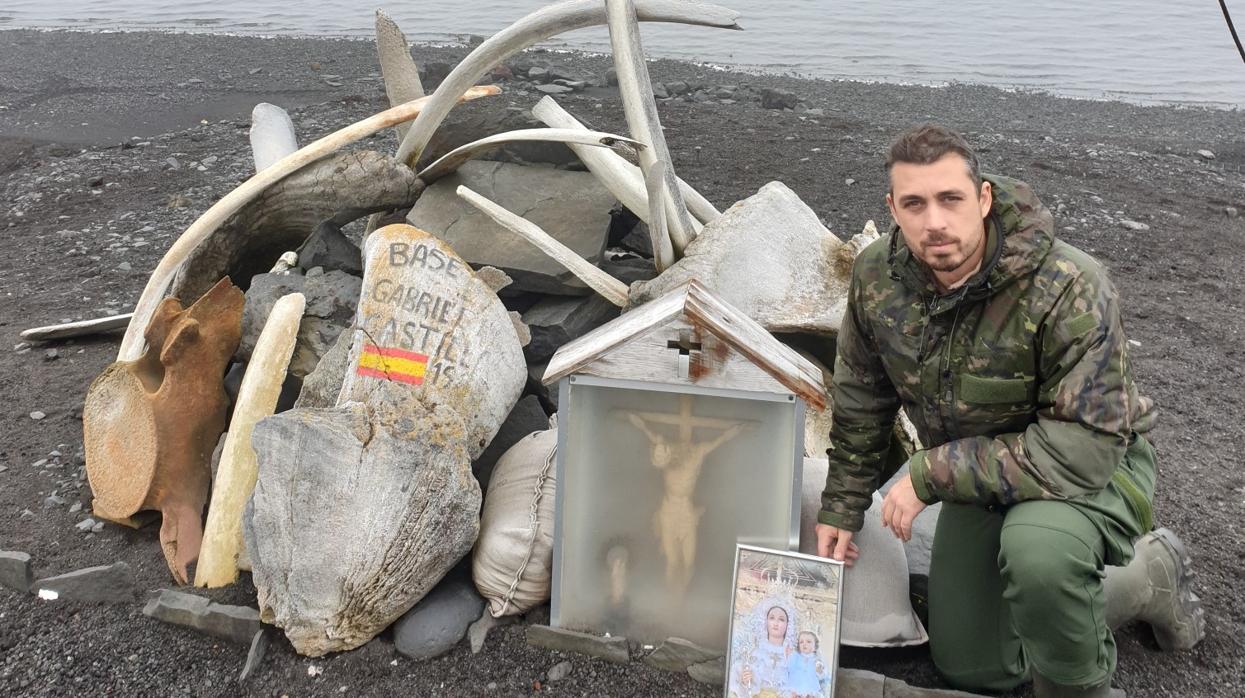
<box><xmin>959</xmin><ymin>374</ymin><xmax>1032</xmax><ymax>404</ymax></box>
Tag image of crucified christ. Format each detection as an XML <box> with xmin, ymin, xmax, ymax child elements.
<box><xmin>622</xmin><ymin>394</ymin><xmax>756</xmax><ymax>596</ymax></box>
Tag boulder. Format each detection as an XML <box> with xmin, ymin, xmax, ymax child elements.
<box><xmin>34</xmin><ymin>562</ymin><xmax>137</xmax><ymax>604</ymax></box>
<box><xmin>297</xmin><ymin>220</ymin><xmax>363</xmax><ymax>276</ymax></box>
<box><xmin>471</xmin><ymin>395</ymin><xmax>550</xmax><ymax>490</ymax></box>
<box><xmin>294</xmin><ymin>329</ymin><xmax>352</xmax><ymax>409</ymax></box>
<box><xmin>629</xmin><ymin>183</ymin><xmax>874</xmax><ymax>335</ymax></box>
<box><xmin>600</xmin><ymin>256</ymin><xmax>658</xmax><ymax>285</ymax></box>
<box><xmin>392</xmin><ymin>563</ymin><xmax>485</xmax><ymax>660</ymax></box>
<box><xmin>236</xmin><ymin>270</ymin><xmax>360</xmax><ymax>380</ymax></box>
<box><xmin>522</xmin><ymin>295</ymin><xmax>621</xmax><ymax>364</ymax></box>
<box><xmin>142</xmin><ymin>588</ymin><xmax>262</xmax><ymax>643</ymax></box>
<box><xmin>406</xmin><ymin>161</ymin><xmax>614</xmax><ymax>296</ymax></box>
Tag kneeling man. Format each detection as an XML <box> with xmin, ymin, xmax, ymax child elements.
<box><xmin>816</xmin><ymin>125</ymin><xmax>1204</xmax><ymax>697</ymax></box>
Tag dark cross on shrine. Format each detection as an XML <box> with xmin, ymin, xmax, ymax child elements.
<box><xmin>666</xmin><ymin>334</ymin><xmax>702</xmax><ymax>378</ymax></box>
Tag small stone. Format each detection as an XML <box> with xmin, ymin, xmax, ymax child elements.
<box><xmin>249</xmin><ymin>68</ymin><xmax>264</xmax><ymax>75</ymax></box>
<box><xmin>91</xmin><ymin>521</ymin><xmax>105</xmax><ymax>534</ymax></box>
<box><xmin>546</xmin><ymin>660</ymin><xmax>572</xmax><ymax>682</ymax></box>
<box><xmin>526</xmin><ymin>625</ymin><xmax>630</xmax><ymax>664</ymax></box>
<box><xmin>527</xmin><ymin>66</ymin><xmax>548</xmax><ymax>80</ymax></box>
<box><xmin>14</xmin><ymin>342</ymin><xmax>31</xmax><ymax>352</ymax></box>
<box><xmin>0</xmin><ymin>551</ymin><xmax>34</xmax><ymax>593</ymax></box>
<box><xmin>75</xmin><ymin>518</ymin><xmax>97</xmax><ymax>532</ymax></box>
<box><xmin>652</xmin><ymin>83</ymin><xmax>669</xmax><ymax>99</ymax></box>
<box><xmin>845</xmin><ymin>178</ymin><xmax>857</xmax><ymax>186</ymax></box>
<box><xmin>534</xmin><ymin>84</ymin><xmax>573</xmax><ymax>95</ymax></box>
<box><xmin>30</xmin><ymin>411</ymin><xmax>46</xmax><ymax>420</ymax></box>
<box><xmin>34</xmin><ymin>562</ymin><xmax>137</xmax><ymax>604</ymax></box>
<box><xmin>118</xmin><ymin>262</ymin><xmax>132</xmax><ymax>272</ymax></box>
<box><xmin>69</xmin><ymin>502</ymin><xmax>82</xmax><ymax>513</ymax></box>
<box><xmin>1226</xmin><ymin>206</ymin><xmax>1239</xmax><ymax>218</ymax></box>
<box><xmin>238</xmin><ymin>629</ymin><xmax>271</xmax><ymax>683</ymax></box>
<box><xmin>42</xmin><ymin>494</ymin><xmax>65</xmax><ymax>509</ymax></box>
<box><xmin>686</xmin><ymin>656</ymin><xmax>726</xmax><ymax>685</ymax></box>
<box><xmin>44</xmin><ymin>349</ymin><xmax>59</xmax><ymax>360</ymax></box>
<box><xmin>393</xmin><ymin>568</ymin><xmax>485</xmax><ymax>660</ymax></box>
<box><xmin>1197</xmin><ymin>149</ymin><xmax>1216</xmax><ymax>160</ymax></box>
<box><xmin>760</xmin><ymin>87</ymin><xmax>798</xmax><ymax>110</ymax></box>
<box><xmin>1120</xmin><ymin>219</ymin><xmax>1150</xmax><ymax>231</ymax></box>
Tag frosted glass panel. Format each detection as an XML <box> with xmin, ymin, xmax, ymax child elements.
<box><xmin>555</xmin><ymin>379</ymin><xmax>798</xmax><ymax>650</ymax></box>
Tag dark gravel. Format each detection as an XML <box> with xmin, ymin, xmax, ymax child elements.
<box><xmin>2</xmin><ymin>29</ymin><xmax>1244</xmax><ymax>698</ymax></box>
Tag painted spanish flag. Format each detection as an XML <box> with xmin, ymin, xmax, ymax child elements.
<box><xmin>355</xmin><ymin>343</ymin><xmax>428</xmax><ymax>385</ymax></box>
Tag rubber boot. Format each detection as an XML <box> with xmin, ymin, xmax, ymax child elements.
<box><xmin>1033</xmin><ymin>674</ymin><xmax>1125</xmax><ymax>698</ymax></box>
<box><xmin>1104</xmin><ymin>527</ymin><xmax>1206</xmax><ymax>651</ymax></box>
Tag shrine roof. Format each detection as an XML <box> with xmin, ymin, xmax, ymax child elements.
<box><xmin>542</xmin><ymin>280</ymin><xmax>828</xmax><ymax>410</ymax></box>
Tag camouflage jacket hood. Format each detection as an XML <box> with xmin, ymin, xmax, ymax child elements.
<box><xmin>819</xmin><ymin>174</ymin><xmax>1155</xmax><ymax>532</ymax></box>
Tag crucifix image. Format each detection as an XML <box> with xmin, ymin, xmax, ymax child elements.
<box><xmin>622</xmin><ymin>394</ymin><xmax>756</xmax><ymax>595</ymax></box>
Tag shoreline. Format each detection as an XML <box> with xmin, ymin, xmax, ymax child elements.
<box><xmin>1</xmin><ymin>27</ymin><xmax>1244</xmax><ymax>698</ymax></box>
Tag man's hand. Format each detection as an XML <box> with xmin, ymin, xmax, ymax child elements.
<box><xmin>881</xmin><ymin>474</ymin><xmax>928</xmax><ymax>542</ymax></box>
<box><xmin>815</xmin><ymin>524</ymin><xmax>860</xmax><ymax>566</ymax></box>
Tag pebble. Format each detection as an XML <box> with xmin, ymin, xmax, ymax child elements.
<box><xmin>75</xmin><ymin>518</ymin><xmax>97</xmax><ymax>532</ymax></box>
<box><xmin>30</xmin><ymin>411</ymin><xmax>46</xmax><ymax>420</ymax></box>
<box><xmin>69</xmin><ymin>502</ymin><xmax>82</xmax><ymax>513</ymax></box>
<box><xmin>1120</xmin><ymin>219</ymin><xmax>1151</xmax><ymax>231</ymax></box>
<box><xmin>845</xmin><ymin>178</ymin><xmax>857</xmax><ymax>186</ymax></box>
<box><xmin>547</xmin><ymin>661</ymin><xmax>573</xmax><ymax>682</ymax></box>
<box><xmin>1197</xmin><ymin>149</ymin><xmax>1216</xmax><ymax>160</ymax></box>
<box><xmin>1226</xmin><ymin>206</ymin><xmax>1239</xmax><ymax>218</ymax></box>
<box><xmin>118</xmin><ymin>262</ymin><xmax>132</xmax><ymax>272</ymax></box>
<box><xmin>14</xmin><ymin>342</ymin><xmax>31</xmax><ymax>352</ymax></box>
<box><xmin>0</xmin><ymin>466</ymin><xmax>7</xmax><ymax>474</ymax></box>
<box><xmin>43</xmin><ymin>494</ymin><xmax>65</xmax><ymax>509</ymax></box>
<box><xmin>44</xmin><ymin>349</ymin><xmax>59</xmax><ymax>360</ymax></box>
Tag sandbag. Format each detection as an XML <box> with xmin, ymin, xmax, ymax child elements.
<box><xmin>799</xmin><ymin>457</ymin><xmax>928</xmax><ymax>647</ymax></box>
<box><xmin>472</xmin><ymin>427</ymin><xmax>558</xmax><ymax>617</ymax></box>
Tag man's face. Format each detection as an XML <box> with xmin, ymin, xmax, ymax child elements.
<box><xmin>886</xmin><ymin>153</ymin><xmax>993</xmax><ymax>278</ymax></box>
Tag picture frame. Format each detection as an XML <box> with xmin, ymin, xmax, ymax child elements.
<box><xmin>725</xmin><ymin>544</ymin><xmax>845</xmax><ymax>698</ymax></box>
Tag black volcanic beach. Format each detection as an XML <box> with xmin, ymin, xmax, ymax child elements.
<box><xmin>2</xmin><ymin>29</ymin><xmax>1244</xmax><ymax>697</ymax></box>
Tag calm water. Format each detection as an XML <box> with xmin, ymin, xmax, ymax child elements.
<box><xmin>3</xmin><ymin>1</ymin><xmax>1244</xmax><ymax>107</ymax></box>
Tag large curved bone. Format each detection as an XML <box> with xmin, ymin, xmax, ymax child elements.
<box><xmin>119</xmin><ymin>86</ymin><xmax>500</xmax><ymax>362</ymax></box>
<box><xmin>375</xmin><ymin>10</ymin><xmax>424</xmax><ymax>140</ymax></box>
<box><xmin>531</xmin><ymin>97</ymin><xmax>716</xmax><ymax>230</ymax></box>
<box><xmin>416</xmin><ymin>128</ymin><xmax>645</xmax><ymax>184</ymax></box>
<box><xmin>21</xmin><ymin>314</ymin><xmax>132</xmax><ymax>342</ymax></box>
<box><xmin>195</xmin><ymin>292</ymin><xmax>305</xmax><ymax>589</ymax></box>
<box><xmin>456</xmin><ymin>186</ymin><xmax>629</xmax><ymax>307</ymax></box>
<box><xmin>394</xmin><ymin>0</ymin><xmax>741</xmax><ymax>167</ymax></box>
<box><xmin>606</xmin><ymin>0</ymin><xmax>697</xmax><ymax>255</ymax></box>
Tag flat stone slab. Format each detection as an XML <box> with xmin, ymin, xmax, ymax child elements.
<box><xmin>142</xmin><ymin>588</ymin><xmax>262</xmax><ymax>644</ymax></box>
<box><xmin>521</xmin><ymin>294</ymin><xmax>620</xmax><ymax>364</ymax></box>
<box><xmin>407</xmin><ymin>161</ymin><xmax>613</xmax><ymax>296</ymax></box>
<box><xmin>238</xmin><ymin>628</ymin><xmax>271</xmax><ymax>683</ymax></box>
<box><xmin>882</xmin><ymin>674</ymin><xmax>988</xmax><ymax>697</ymax></box>
<box><xmin>526</xmin><ymin>624</ymin><xmax>630</xmax><ymax>664</ymax></box>
<box><xmin>686</xmin><ymin>656</ymin><xmax>725</xmax><ymax>685</ymax></box>
<box><xmin>0</xmin><ymin>550</ymin><xmax>33</xmax><ymax>593</ymax></box>
<box><xmin>643</xmin><ymin>637</ymin><xmax>722</xmax><ymax>672</ymax></box>
<box><xmin>34</xmin><ymin>562</ymin><xmax>136</xmax><ymax>604</ymax></box>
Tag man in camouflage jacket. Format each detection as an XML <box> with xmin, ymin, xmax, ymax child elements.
<box><xmin>816</xmin><ymin>125</ymin><xmax>1203</xmax><ymax>697</ymax></box>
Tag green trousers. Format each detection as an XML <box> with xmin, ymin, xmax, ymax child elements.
<box><xmin>927</xmin><ymin>436</ymin><xmax>1157</xmax><ymax>692</ymax></box>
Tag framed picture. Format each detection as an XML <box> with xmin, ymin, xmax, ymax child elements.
<box><xmin>725</xmin><ymin>545</ymin><xmax>844</xmax><ymax>698</ymax></box>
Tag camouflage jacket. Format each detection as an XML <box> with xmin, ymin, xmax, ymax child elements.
<box><xmin>819</xmin><ymin>175</ymin><xmax>1155</xmax><ymax>532</ymax></box>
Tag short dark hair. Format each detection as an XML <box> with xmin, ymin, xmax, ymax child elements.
<box><xmin>886</xmin><ymin>124</ymin><xmax>981</xmax><ymax>189</ymax></box>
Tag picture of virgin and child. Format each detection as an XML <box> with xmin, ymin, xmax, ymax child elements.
<box><xmin>730</xmin><ymin>602</ymin><xmax>831</xmax><ymax>698</ymax></box>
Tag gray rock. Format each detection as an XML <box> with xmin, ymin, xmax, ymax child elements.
<box><xmin>35</xmin><ymin>562</ymin><xmax>136</xmax><ymax>604</ymax></box>
<box><xmin>546</xmin><ymin>660</ymin><xmax>573</xmax><ymax>682</ymax></box>
<box><xmin>837</xmin><ymin>668</ymin><xmax>886</xmax><ymax>698</ymax></box>
<box><xmin>686</xmin><ymin>656</ymin><xmax>725</xmax><ymax>685</ymax></box>
<box><xmin>1120</xmin><ymin>219</ymin><xmax>1151</xmax><ymax>231</ymax></box>
<box><xmin>294</xmin><ymin>328</ymin><xmax>352</xmax><ymax>409</ymax></box>
<box><xmin>552</xmin><ymin>79</ymin><xmax>588</xmax><ymax>91</ymax></box>
<box><xmin>297</xmin><ymin>220</ymin><xmax>363</xmax><ymax>277</ymax></box>
<box><xmin>1197</xmin><ymin>149</ymin><xmax>1216</xmax><ymax>160</ymax></box>
<box><xmin>407</xmin><ymin>161</ymin><xmax>614</xmax><ymax>295</ymax></box>
<box><xmin>238</xmin><ymin>628</ymin><xmax>271</xmax><ymax>683</ymax></box>
<box><xmin>237</xmin><ymin>270</ymin><xmax>361</xmax><ymax>379</ymax></box>
<box><xmin>527</xmin><ymin>66</ymin><xmax>549</xmax><ymax>80</ymax></box>
<box><xmin>604</xmin><ymin>68</ymin><xmax>619</xmax><ymax>86</ymax></box>
<box><xmin>761</xmin><ymin>87</ymin><xmax>798</xmax><ymax>110</ymax></box>
<box><xmin>643</xmin><ymin>637</ymin><xmax>721</xmax><ymax>672</ymax></box>
<box><xmin>601</xmin><ymin>256</ymin><xmax>659</xmax><ymax>286</ymax></box>
<box><xmin>247</xmin><ymin>402</ymin><xmax>481</xmax><ymax>656</ymax></box>
<box><xmin>142</xmin><ymin>589</ymin><xmax>262</xmax><ymax>644</ymax></box>
<box><xmin>535</xmin><ymin>84</ymin><xmax>574</xmax><ymax>95</ymax></box>
<box><xmin>0</xmin><ymin>551</ymin><xmax>34</xmax><ymax>593</ymax></box>
<box><xmin>249</xmin><ymin>103</ymin><xmax>299</xmax><ymax>173</ymax></box>
<box><xmin>472</xmin><ymin>395</ymin><xmax>550</xmax><ymax>491</ymax></box>
<box><xmin>617</xmin><ymin>221</ymin><xmax>655</xmax><ymax>257</ymax></box>
<box><xmin>423</xmin><ymin>104</ymin><xmax>576</xmax><ymax>169</ymax></box>
<box><xmin>526</xmin><ymin>624</ymin><xmax>630</xmax><ymax>664</ymax></box>
<box><xmin>526</xmin><ymin>363</ymin><xmax>557</xmax><ymax>413</ymax></box>
<box><xmin>666</xmin><ymin>80</ymin><xmax>690</xmax><ymax>95</ymax></box>
<box><xmin>652</xmin><ymin>83</ymin><xmax>670</xmax><ymax>99</ymax></box>
<box><xmin>1226</xmin><ymin>206</ymin><xmax>1239</xmax><ymax>218</ymax></box>
<box><xmin>715</xmin><ymin>85</ymin><xmax>737</xmax><ymax>99</ymax></box>
<box><xmin>393</xmin><ymin>565</ymin><xmax>485</xmax><ymax>661</ymax></box>
<box><xmin>629</xmin><ymin>181</ymin><xmax>862</xmax><ymax>335</ymax></box>
<box><xmin>522</xmin><ymin>295</ymin><xmax>621</xmax><ymax>364</ymax></box>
